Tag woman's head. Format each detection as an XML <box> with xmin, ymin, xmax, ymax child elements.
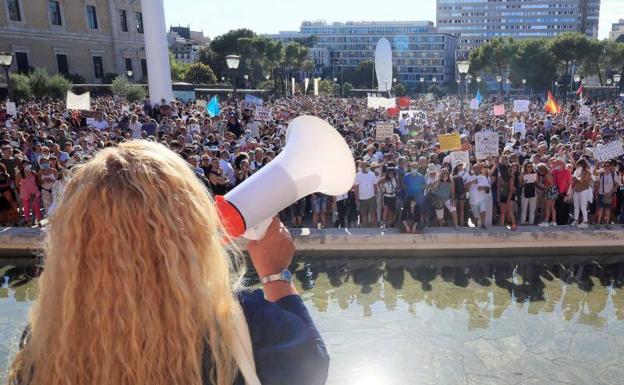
<box><xmin>10</xmin><ymin>141</ymin><xmax>238</xmax><ymax>385</ymax></box>
<box><xmin>576</xmin><ymin>158</ymin><xmax>588</xmax><ymax>170</ymax></box>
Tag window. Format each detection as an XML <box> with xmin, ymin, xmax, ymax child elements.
<box><xmin>92</xmin><ymin>56</ymin><xmax>103</xmax><ymax>79</ymax></box>
<box><xmin>125</xmin><ymin>58</ymin><xmax>132</xmax><ymax>72</ymax></box>
<box><xmin>49</xmin><ymin>0</ymin><xmax>62</xmax><ymax>25</ymax></box>
<box><xmin>141</xmin><ymin>59</ymin><xmax>147</xmax><ymax>79</ymax></box>
<box><xmin>56</xmin><ymin>54</ymin><xmax>69</xmax><ymax>74</ymax></box>
<box><xmin>136</xmin><ymin>12</ymin><xmax>143</xmax><ymax>33</ymax></box>
<box><xmin>86</xmin><ymin>5</ymin><xmax>98</xmax><ymax>29</ymax></box>
<box><xmin>120</xmin><ymin>9</ymin><xmax>128</xmax><ymax>32</ymax></box>
<box><xmin>15</xmin><ymin>52</ymin><xmax>29</xmax><ymax>73</ymax></box>
<box><xmin>8</xmin><ymin>0</ymin><xmax>21</xmax><ymax>21</ymax></box>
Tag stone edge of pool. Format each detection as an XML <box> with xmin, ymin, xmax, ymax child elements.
<box><xmin>1</xmin><ymin>226</ymin><xmax>624</xmax><ymax>259</ymax></box>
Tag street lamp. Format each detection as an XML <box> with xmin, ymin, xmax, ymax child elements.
<box><xmin>265</xmin><ymin>74</ymin><xmax>270</xmax><ymax>80</ymax></box>
<box><xmin>476</xmin><ymin>76</ymin><xmax>482</xmax><ymax>83</ymax></box>
<box><xmin>225</xmin><ymin>54</ymin><xmax>240</xmax><ymax>96</ymax></box>
<box><xmin>614</xmin><ymin>74</ymin><xmax>622</xmax><ymax>98</ymax></box>
<box><xmin>420</xmin><ymin>76</ymin><xmax>425</xmax><ymax>95</ymax></box>
<box><xmin>432</xmin><ymin>77</ymin><xmax>437</xmax><ymax>83</ymax></box>
<box><xmin>505</xmin><ymin>78</ymin><xmax>511</xmax><ymax>100</ymax></box>
<box><xmin>126</xmin><ymin>70</ymin><xmax>133</xmax><ymax>82</ymax></box>
<box><xmin>0</xmin><ymin>52</ymin><xmax>14</xmax><ymax>101</ymax></box>
<box><xmin>456</xmin><ymin>60</ymin><xmax>470</xmax><ymax>126</ymax></box>
<box><xmin>496</xmin><ymin>75</ymin><xmax>503</xmax><ymax>100</ymax></box>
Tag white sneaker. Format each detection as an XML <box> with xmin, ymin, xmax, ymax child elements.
<box><xmin>571</xmin><ymin>221</ymin><xmax>577</xmax><ymax>227</ymax></box>
<box><xmin>577</xmin><ymin>223</ymin><xmax>588</xmax><ymax>229</ymax></box>
<box><xmin>538</xmin><ymin>222</ymin><xmax>550</xmax><ymax>227</ymax></box>
<box><xmin>550</xmin><ymin>222</ymin><xmax>558</xmax><ymax>227</ymax></box>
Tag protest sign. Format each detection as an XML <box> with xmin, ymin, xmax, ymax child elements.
<box><xmin>425</xmin><ymin>93</ymin><xmax>434</xmax><ymax>101</ymax></box>
<box><xmin>86</xmin><ymin>118</ymin><xmax>96</xmax><ymax>127</ymax></box>
<box><xmin>523</xmin><ymin>174</ymin><xmax>537</xmax><ymax>184</ymax></box>
<box><xmin>375</xmin><ymin>122</ymin><xmax>395</xmax><ymax>140</ymax></box>
<box><xmin>436</xmin><ymin>102</ymin><xmax>445</xmax><ymax>112</ymax></box>
<box><xmin>469</xmin><ymin>98</ymin><xmax>479</xmax><ymax>110</ymax></box>
<box><xmin>66</xmin><ymin>90</ymin><xmax>91</xmax><ymax>111</ymax></box>
<box><xmin>244</xmin><ymin>94</ymin><xmax>263</xmax><ymax>108</ymax></box>
<box><xmin>594</xmin><ymin>140</ymin><xmax>624</xmax><ymax>162</ymax></box>
<box><xmin>475</xmin><ymin>131</ymin><xmax>499</xmax><ymax>159</ymax></box>
<box><xmin>367</xmin><ymin>96</ymin><xmax>396</xmax><ymax>109</ymax></box>
<box><xmin>579</xmin><ymin>106</ymin><xmax>591</xmax><ymax>121</ymax></box>
<box><xmin>254</xmin><ymin>106</ymin><xmax>273</xmax><ymax>121</ymax></box>
<box><xmin>5</xmin><ymin>102</ymin><xmax>16</xmax><ymax>116</ymax></box>
<box><xmin>513</xmin><ymin>121</ymin><xmax>526</xmax><ymax>139</ymax></box>
<box><xmin>450</xmin><ymin>151</ymin><xmax>470</xmax><ymax>169</ymax></box>
<box><xmin>196</xmin><ymin>99</ymin><xmax>207</xmax><ymax>108</ymax></box>
<box><xmin>438</xmin><ymin>133</ymin><xmax>461</xmax><ymax>151</ymax></box>
<box><xmin>313</xmin><ymin>78</ymin><xmax>319</xmax><ymax>96</ymax></box>
<box><xmin>493</xmin><ymin>104</ymin><xmax>506</xmax><ymax>116</ymax></box>
<box><xmin>405</xmin><ymin>110</ymin><xmax>428</xmax><ymax>125</ymax></box>
<box><xmin>513</xmin><ymin>100</ymin><xmax>530</xmax><ymax>113</ymax></box>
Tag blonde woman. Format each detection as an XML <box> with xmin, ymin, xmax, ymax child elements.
<box><xmin>8</xmin><ymin>141</ymin><xmax>329</xmax><ymax>385</ymax></box>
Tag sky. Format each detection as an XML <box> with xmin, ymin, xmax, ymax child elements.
<box><xmin>163</xmin><ymin>0</ymin><xmax>623</xmax><ymax>40</ymax></box>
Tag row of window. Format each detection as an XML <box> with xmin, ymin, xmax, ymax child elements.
<box><xmin>11</xmin><ymin>51</ymin><xmax>147</xmax><ymax>81</ymax></box>
<box><xmin>7</xmin><ymin>0</ymin><xmax>144</xmax><ymax>33</ymax></box>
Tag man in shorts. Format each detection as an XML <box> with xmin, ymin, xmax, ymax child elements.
<box><xmin>354</xmin><ymin>162</ymin><xmax>378</xmax><ymax>227</ymax></box>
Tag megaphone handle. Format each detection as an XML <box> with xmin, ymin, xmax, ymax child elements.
<box><xmin>243</xmin><ymin>217</ymin><xmax>273</xmax><ymax>241</ymax></box>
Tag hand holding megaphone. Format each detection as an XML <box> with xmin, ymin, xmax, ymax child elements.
<box><xmin>216</xmin><ymin>115</ymin><xmax>355</xmax><ymax>240</ymax></box>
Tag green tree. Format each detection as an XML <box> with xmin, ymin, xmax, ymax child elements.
<box><xmin>184</xmin><ymin>63</ymin><xmax>217</xmax><ymax>84</ymax></box>
<box><xmin>318</xmin><ymin>79</ymin><xmax>335</xmax><ymax>95</ymax></box>
<box><xmin>126</xmin><ymin>84</ymin><xmax>146</xmax><ymax>102</ymax></box>
<box><xmin>469</xmin><ymin>38</ymin><xmax>519</xmax><ymax>95</ymax></box>
<box><xmin>47</xmin><ymin>74</ymin><xmax>71</xmax><ymax>99</ymax></box>
<box><xmin>28</xmin><ymin>68</ymin><xmax>50</xmax><ymax>99</ymax></box>
<box><xmin>111</xmin><ymin>76</ymin><xmax>130</xmax><ymax>95</ymax></box>
<box><xmin>510</xmin><ymin>39</ymin><xmax>557</xmax><ymax>92</ymax></box>
<box><xmin>549</xmin><ymin>32</ymin><xmax>591</xmax><ymax>84</ymax></box>
<box><xmin>606</xmin><ymin>41</ymin><xmax>624</xmax><ymax>92</ymax></box>
<box><xmin>9</xmin><ymin>73</ymin><xmax>31</xmax><ymax>102</ymax></box>
<box><xmin>169</xmin><ymin>52</ymin><xmax>190</xmax><ymax>81</ymax></box>
<box><xmin>341</xmin><ymin>82</ymin><xmax>353</xmax><ymax>97</ymax></box>
<box><xmin>392</xmin><ymin>83</ymin><xmax>406</xmax><ymax>96</ymax></box>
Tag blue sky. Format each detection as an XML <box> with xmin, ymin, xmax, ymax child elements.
<box><xmin>164</xmin><ymin>0</ymin><xmax>622</xmax><ymax>40</ymax></box>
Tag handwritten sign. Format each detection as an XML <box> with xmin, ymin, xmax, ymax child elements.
<box><xmin>594</xmin><ymin>140</ymin><xmax>624</xmax><ymax>162</ymax></box>
<box><xmin>66</xmin><ymin>90</ymin><xmax>91</xmax><ymax>111</ymax></box>
<box><xmin>406</xmin><ymin>110</ymin><xmax>428</xmax><ymax>125</ymax></box>
<box><xmin>244</xmin><ymin>94</ymin><xmax>263</xmax><ymax>108</ymax></box>
<box><xmin>254</xmin><ymin>106</ymin><xmax>273</xmax><ymax>121</ymax></box>
<box><xmin>475</xmin><ymin>131</ymin><xmax>499</xmax><ymax>159</ymax></box>
<box><xmin>450</xmin><ymin>151</ymin><xmax>470</xmax><ymax>169</ymax></box>
<box><xmin>513</xmin><ymin>100</ymin><xmax>530</xmax><ymax>113</ymax></box>
<box><xmin>513</xmin><ymin>121</ymin><xmax>526</xmax><ymax>139</ymax></box>
<box><xmin>375</xmin><ymin>122</ymin><xmax>395</xmax><ymax>140</ymax></box>
<box><xmin>523</xmin><ymin>174</ymin><xmax>537</xmax><ymax>184</ymax></box>
<box><xmin>493</xmin><ymin>104</ymin><xmax>506</xmax><ymax>116</ymax></box>
<box><xmin>470</xmin><ymin>98</ymin><xmax>479</xmax><ymax>110</ymax></box>
<box><xmin>5</xmin><ymin>102</ymin><xmax>16</xmax><ymax>116</ymax></box>
<box><xmin>438</xmin><ymin>133</ymin><xmax>461</xmax><ymax>152</ymax></box>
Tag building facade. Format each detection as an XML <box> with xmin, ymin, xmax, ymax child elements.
<box><xmin>168</xmin><ymin>25</ymin><xmax>210</xmax><ymax>64</ymax></box>
<box><xmin>0</xmin><ymin>0</ymin><xmax>146</xmax><ymax>83</ymax></box>
<box><xmin>610</xmin><ymin>19</ymin><xmax>624</xmax><ymax>42</ymax></box>
<box><xmin>437</xmin><ymin>0</ymin><xmax>601</xmax><ymax>54</ymax></box>
<box><xmin>270</xmin><ymin>21</ymin><xmax>458</xmax><ymax>90</ymax></box>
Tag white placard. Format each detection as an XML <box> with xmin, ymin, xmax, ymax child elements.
<box><xmin>313</xmin><ymin>78</ymin><xmax>319</xmax><ymax>96</ymax></box>
<box><xmin>375</xmin><ymin>122</ymin><xmax>395</xmax><ymax>140</ymax></box>
<box><xmin>469</xmin><ymin>98</ymin><xmax>479</xmax><ymax>110</ymax></box>
<box><xmin>254</xmin><ymin>106</ymin><xmax>273</xmax><ymax>122</ymax></box>
<box><xmin>405</xmin><ymin>110</ymin><xmax>428</xmax><ymax>125</ymax></box>
<box><xmin>66</xmin><ymin>90</ymin><xmax>91</xmax><ymax>111</ymax></box>
<box><xmin>475</xmin><ymin>131</ymin><xmax>499</xmax><ymax>159</ymax></box>
<box><xmin>121</xmin><ymin>105</ymin><xmax>130</xmax><ymax>113</ymax></box>
<box><xmin>450</xmin><ymin>151</ymin><xmax>470</xmax><ymax>169</ymax></box>
<box><xmin>523</xmin><ymin>174</ymin><xmax>537</xmax><ymax>184</ymax></box>
<box><xmin>513</xmin><ymin>100</ymin><xmax>530</xmax><ymax>113</ymax></box>
<box><xmin>5</xmin><ymin>101</ymin><xmax>16</xmax><ymax>116</ymax></box>
<box><xmin>513</xmin><ymin>121</ymin><xmax>526</xmax><ymax>139</ymax></box>
<box><xmin>367</xmin><ymin>96</ymin><xmax>396</xmax><ymax>109</ymax></box>
<box><xmin>86</xmin><ymin>118</ymin><xmax>96</xmax><ymax>126</ymax></box>
<box><xmin>594</xmin><ymin>140</ymin><xmax>624</xmax><ymax>162</ymax></box>
<box><xmin>196</xmin><ymin>99</ymin><xmax>207</xmax><ymax>108</ymax></box>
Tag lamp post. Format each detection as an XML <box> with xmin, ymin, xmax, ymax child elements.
<box><xmin>505</xmin><ymin>78</ymin><xmax>511</xmax><ymax>101</ymax></box>
<box><xmin>522</xmin><ymin>78</ymin><xmax>526</xmax><ymax>95</ymax></box>
<box><xmin>0</xmin><ymin>52</ymin><xmax>14</xmax><ymax>101</ymax></box>
<box><xmin>420</xmin><ymin>76</ymin><xmax>425</xmax><ymax>96</ymax></box>
<box><xmin>126</xmin><ymin>70</ymin><xmax>133</xmax><ymax>83</ymax></box>
<box><xmin>457</xmin><ymin>61</ymin><xmax>470</xmax><ymax>126</ymax></box>
<box><xmin>496</xmin><ymin>75</ymin><xmax>502</xmax><ymax>101</ymax></box>
<box><xmin>554</xmin><ymin>81</ymin><xmax>559</xmax><ymax>98</ymax></box>
<box><xmin>606</xmin><ymin>78</ymin><xmax>612</xmax><ymax>100</ymax></box>
<box><xmin>614</xmin><ymin>74</ymin><xmax>622</xmax><ymax>100</ymax></box>
<box><xmin>225</xmin><ymin>54</ymin><xmax>240</xmax><ymax>97</ymax></box>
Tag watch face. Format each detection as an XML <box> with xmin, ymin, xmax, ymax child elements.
<box><xmin>282</xmin><ymin>270</ymin><xmax>292</xmax><ymax>280</ymax></box>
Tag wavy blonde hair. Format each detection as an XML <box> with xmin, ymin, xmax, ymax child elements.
<box><xmin>9</xmin><ymin>141</ymin><xmax>239</xmax><ymax>385</ymax></box>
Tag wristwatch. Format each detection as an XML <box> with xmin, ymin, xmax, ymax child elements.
<box><xmin>260</xmin><ymin>269</ymin><xmax>292</xmax><ymax>285</ymax></box>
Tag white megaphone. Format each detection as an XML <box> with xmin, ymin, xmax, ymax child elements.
<box><xmin>215</xmin><ymin>115</ymin><xmax>355</xmax><ymax>240</ymax></box>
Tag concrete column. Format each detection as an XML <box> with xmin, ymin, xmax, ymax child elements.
<box><xmin>140</xmin><ymin>0</ymin><xmax>173</xmax><ymax>104</ymax></box>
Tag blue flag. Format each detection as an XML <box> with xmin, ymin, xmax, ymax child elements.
<box><xmin>206</xmin><ymin>96</ymin><xmax>220</xmax><ymax>118</ymax></box>
<box><xmin>475</xmin><ymin>89</ymin><xmax>483</xmax><ymax>105</ymax></box>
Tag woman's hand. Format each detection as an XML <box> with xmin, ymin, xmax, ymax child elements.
<box><xmin>246</xmin><ymin>217</ymin><xmax>295</xmax><ymax>278</ymax></box>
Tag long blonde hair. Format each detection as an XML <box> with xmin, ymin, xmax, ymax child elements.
<box><xmin>9</xmin><ymin>141</ymin><xmax>239</xmax><ymax>385</ymax></box>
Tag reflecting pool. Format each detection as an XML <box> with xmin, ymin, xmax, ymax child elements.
<box><xmin>2</xmin><ymin>258</ymin><xmax>624</xmax><ymax>385</ymax></box>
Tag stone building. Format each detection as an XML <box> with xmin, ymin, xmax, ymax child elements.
<box><xmin>0</xmin><ymin>0</ymin><xmax>146</xmax><ymax>83</ymax></box>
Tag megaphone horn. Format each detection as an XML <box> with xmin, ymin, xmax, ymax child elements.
<box><xmin>216</xmin><ymin>115</ymin><xmax>355</xmax><ymax>240</ymax></box>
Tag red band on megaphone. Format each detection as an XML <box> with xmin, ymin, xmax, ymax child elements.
<box><xmin>215</xmin><ymin>195</ymin><xmax>247</xmax><ymax>238</ymax></box>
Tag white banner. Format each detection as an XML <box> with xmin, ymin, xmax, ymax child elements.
<box><xmin>5</xmin><ymin>101</ymin><xmax>16</xmax><ymax>116</ymax></box>
<box><xmin>367</xmin><ymin>96</ymin><xmax>396</xmax><ymax>109</ymax></box>
<box><xmin>475</xmin><ymin>131</ymin><xmax>499</xmax><ymax>159</ymax></box>
<box><xmin>513</xmin><ymin>100</ymin><xmax>530</xmax><ymax>113</ymax></box>
<box><xmin>291</xmin><ymin>77</ymin><xmax>295</xmax><ymax>96</ymax></box>
<box><xmin>469</xmin><ymin>98</ymin><xmax>479</xmax><ymax>110</ymax></box>
<box><xmin>512</xmin><ymin>121</ymin><xmax>526</xmax><ymax>139</ymax></box>
<box><xmin>375</xmin><ymin>122</ymin><xmax>395</xmax><ymax>140</ymax></box>
<box><xmin>594</xmin><ymin>140</ymin><xmax>624</xmax><ymax>162</ymax></box>
<box><xmin>313</xmin><ymin>78</ymin><xmax>319</xmax><ymax>97</ymax></box>
<box><xmin>66</xmin><ymin>90</ymin><xmax>91</xmax><ymax>111</ymax></box>
<box><xmin>304</xmin><ymin>78</ymin><xmax>309</xmax><ymax>94</ymax></box>
<box><xmin>254</xmin><ymin>106</ymin><xmax>273</xmax><ymax>121</ymax></box>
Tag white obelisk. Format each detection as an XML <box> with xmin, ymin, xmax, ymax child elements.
<box><xmin>140</xmin><ymin>0</ymin><xmax>174</xmax><ymax>104</ymax></box>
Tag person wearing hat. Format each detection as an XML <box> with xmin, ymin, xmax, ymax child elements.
<box><xmin>354</xmin><ymin>162</ymin><xmax>378</xmax><ymax>227</ymax></box>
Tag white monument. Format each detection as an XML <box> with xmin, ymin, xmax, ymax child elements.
<box><xmin>140</xmin><ymin>0</ymin><xmax>174</xmax><ymax>104</ymax></box>
<box><xmin>375</xmin><ymin>38</ymin><xmax>393</xmax><ymax>92</ymax></box>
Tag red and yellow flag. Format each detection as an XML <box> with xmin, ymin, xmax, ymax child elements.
<box><xmin>545</xmin><ymin>90</ymin><xmax>561</xmax><ymax>114</ymax></box>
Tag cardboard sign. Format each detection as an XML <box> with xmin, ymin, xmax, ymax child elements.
<box><xmin>469</xmin><ymin>98</ymin><xmax>479</xmax><ymax>110</ymax></box>
<box><xmin>438</xmin><ymin>133</ymin><xmax>461</xmax><ymax>151</ymax></box>
<box><xmin>5</xmin><ymin>101</ymin><xmax>16</xmax><ymax>116</ymax></box>
<box><xmin>450</xmin><ymin>150</ymin><xmax>470</xmax><ymax>169</ymax></box>
<box><xmin>475</xmin><ymin>131</ymin><xmax>499</xmax><ymax>159</ymax></box>
<box><xmin>66</xmin><ymin>90</ymin><xmax>91</xmax><ymax>111</ymax></box>
<box><xmin>594</xmin><ymin>140</ymin><xmax>624</xmax><ymax>162</ymax></box>
<box><xmin>405</xmin><ymin>110</ymin><xmax>428</xmax><ymax>125</ymax></box>
<box><xmin>375</xmin><ymin>122</ymin><xmax>395</xmax><ymax>140</ymax></box>
<box><xmin>493</xmin><ymin>104</ymin><xmax>506</xmax><ymax>116</ymax></box>
<box><xmin>513</xmin><ymin>121</ymin><xmax>526</xmax><ymax>139</ymax></box>
<box><xmin>254</xmin><ymin>106</ymin><xmax>273</xmax><ymax>121</ymax></box>
<box><xmin>513</xmin><ymin>100</ymin><xmax>530</xmax><ymax>113</ymax></box>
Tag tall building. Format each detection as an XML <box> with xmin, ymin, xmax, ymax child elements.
<box><xmin>436</xmin><ymin>0</ymin><xmax>601</xmax><ymax>54</ymax></box>
<box><xmin>0</xmin><ymin>0</ymin><xmax>146</xmax><ymax>83</ymax></box>
<box><xmin>269</xmin><ymin>21</ymin><xmax>458</xmax><ymax>90</ymax></box>
<box><xmin>168</xmin><ymin>26</ymin><xmax>210</xmax><ymax>64</ymax></box>
<box><xmin>610</xmin><ymin>19</ymin><xmax>624</xmax><ymax>42</ymax></box>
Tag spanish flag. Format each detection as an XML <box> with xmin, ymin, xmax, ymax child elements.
<box><xmin>544</xmin><ymin>90</ymin><xmax>561</xmax><ymax>114</ymax></box>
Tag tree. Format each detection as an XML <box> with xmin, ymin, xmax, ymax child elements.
<box><xmin>111</xmin><ymin>76</ymin><xmax>130</xmax><ymax>95</ymax></box>
<box><xmin>510</xmin><ymin>39</ymin><xmax>557</xmax><ymax>92</ymax></box>
<box><xmin>549</xmin><ymin>32</ymin><xmax>591</xmax><ymax>84</ymax></box>
<box><xmin>606</xmin><ymin>42</ymin><xmax>624</xmax><ymax>92</ymax></box>
<box><xmin>392</xmin><ymin>83</ymin><xmax>406</xmax><ymax>96</ymax></box>
<box><xmin>169</xmin><ymin>52</ymin><xmax>189</xmax><ymax>81</ymax></box>
<box><xmin>318</xmin><ymin>79</ymin><xmax>335</xmax><ymax>95</ymax></box>
<box><xmin>10</xmin><ymin>73</ymin><xmax>31</xmax><ymax>102</ymax></box>
<box><xmin>579</xmin><ymin>39</ymin><xmax>609</xmax><ymax>85</ymax></box>
<box><xmin>29</xmin><ymin>68</ymin><xmax>50</xmax><ymax>99</ymax></box>
<box><xmin>184</xmin><ymin>63</ymin><xmax>217</xmax><ymax>84</ymax></box>
<box><xmin>126</xmin><ymin>84</ymin><xmax>146</xmax><ymax>103</ymax></box>
<box><xmin>341</xmin><ymin>82</ymin><xmax>353</xmax><ymax>97</ymax></box>
<box><xmin>469</xmin><ymin>38</ymin><xmax>519</xmax><ymax>95</ymax></box>
<box><xmin>47</xmin><ymin>74</ymin><xmax>71</xmax><ymax>99</ymax></box>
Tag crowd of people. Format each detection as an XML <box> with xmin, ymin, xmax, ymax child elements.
<box><xmin>1</xmin><ymin>92</ymin><xmax>623</xmax><ymax>231</ymax></box>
